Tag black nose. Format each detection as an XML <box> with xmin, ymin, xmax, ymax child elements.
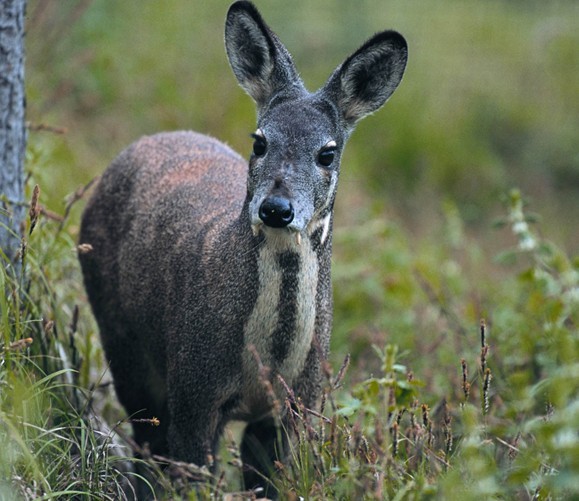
<box><xmin>259</xmin><ymin>196</ymin><xmax>294</xmax><ymax>228</ymax></box>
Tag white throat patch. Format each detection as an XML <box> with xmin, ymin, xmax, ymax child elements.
<box><xmin>240</xmin><ymin>231</ymin><xmax>318</xmax><ymax>419</ymax></box>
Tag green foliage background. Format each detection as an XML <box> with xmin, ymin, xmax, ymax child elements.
<box><xmin>27</xmin><ymin>0</ymin><xmax>579</xmax><ymax>248</ymax></box>
<box><xmin>1</xmin><ymin>0</ymin><xmax>577</xmax><ymax>498</ymax></box>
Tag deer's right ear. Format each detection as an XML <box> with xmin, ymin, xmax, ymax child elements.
<box><xmin>225</xmin><ymin>1</ymin><xmax>304</xmax><ymax>109</ymax></box>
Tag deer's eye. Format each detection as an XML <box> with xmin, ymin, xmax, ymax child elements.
<box><xmin>317</xmin><ymin>141</ymin><xmax>337</xmax><ymax>167</ymax></box>
<box><xmin>251</xmin><ymin>130</ymin><xmax>267</xmax><ymax>157</ymax></box>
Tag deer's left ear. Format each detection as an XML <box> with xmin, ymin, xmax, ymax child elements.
<box><xmin>322</xmin><ymin>30</ymin><xmax>408</xmax><ymax>126</ymax></box>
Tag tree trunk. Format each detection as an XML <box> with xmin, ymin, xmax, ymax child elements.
<box><xmin>0</xmin><ymin>0</ymin><xmax>27</xmax><ymax>272</ymax></box>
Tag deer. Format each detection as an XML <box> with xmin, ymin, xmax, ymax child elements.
<box><xmin>79</xmin><ymin>0</ymin><xmax>407</xmax><ymax>495</ymax></box>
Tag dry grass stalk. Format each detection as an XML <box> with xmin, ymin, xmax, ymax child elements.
<box><xmin>39</xmin><ymin>206</ymin><xmax>64</xmax><ymax>222</ymax></box>
<box><xmin>421</xmin><ymin>404</ymin><xmax>434</xmax><ymax>449</ymax></box>
<box><xmin>248</xmin><ymin>344</ymin><xmax>281</xmax><ymax>416</ymax></box>
<box><xmin>461</xmin><ymin>358</ymin><xmax>470</xmax><ymax>402</ymax></box>
<box><xmin>391</xmin><ymin>421</ymin><xmax>399</xmax><ymax>458</ymax></box>
<box><xmin>26</xmin><ymin>121</ymin><xmax>68</xmax><ymax>134</ymax></box>
<box><xmin>480</xmin><ymin>345</ymin><xmax>489</xmax><ymax>374</ymax></box>
<box><xmin>333</xmin><ymin>353</ymin><xmax>350</xmax><ymax>389</ymax></box>
<box><xmin>8</xmin><ymin>337</ymin><xmax>33</xmax><ymax>351</ymax></box>
<box><xmin>409</xmin><ymin>399</ymin><xmax>420</xmax><ymax>441</ymax></box>
<box><xmin>130</xmin><ymin>417</ymin><xmax>160</xmax><ymax>427</ymax></box>
<box><xmin>480</xmin><ymin>319</ymin><xmax>490</xmax><ymax>374</ymax></box>
<box><xmin>483</xmin><ymin>368</ymin><xmax>492</xmax><ymax>414</ymax></box>
<box><xmin>29</xmin><ymin>184</ymin><xmax>41</xmax><ymax>235</ymax></box>
<box><xmin>19</xmin><ymin>237</ymin><xmax>27</xmax><ymax>269</ymax></box>
<box><xmin>59</xmin><ymin>176</ymin><xmax>100</xmax><ymax>231</ymax></box>
<box><xmin>480</xmin><ymin>318</ymin><xmax>487</xmax><ymax>348</ymax></box>
<box><xmin>443</xmin><ymin>401</ymin><xmax>453</xmax><ymax>458</ymax></box>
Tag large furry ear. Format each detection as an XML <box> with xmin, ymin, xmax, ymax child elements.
<box><xmin>323</xmin><ymin>31</ymin><xmax>408</xmax><ymax>126</ymax></box>
<box><xmin>225</xmin><ymin>1</ymin><xmax>304</xmax><ymax>109</ymax></box>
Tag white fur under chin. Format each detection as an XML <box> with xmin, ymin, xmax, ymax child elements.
<box><xmin>239</xmin><ymin>223</ymin><xmax>318</xmax><ymax>420</ymax></box>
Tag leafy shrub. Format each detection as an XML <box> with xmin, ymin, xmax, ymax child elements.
<box><xmin>2</xmin><ymin>174</ymin><xmax>576</xmax><ymax>499</ymax></box>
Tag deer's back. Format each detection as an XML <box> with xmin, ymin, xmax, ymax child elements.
<box><xmin>79</xmin><ymin>131</ymin><xmax>248</xmax><ymax>358</ymax></box>
<box><xmin>100</xmin><ymin>131</ymin><xmax>247</xmax><ymax>216</ymax></box>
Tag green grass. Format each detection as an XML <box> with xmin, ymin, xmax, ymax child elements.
<box><xmin>1</xmin><ymin>177</ymin><xmax>577</xmax><ymax>498</ymax></box>
<box><xmin>1</xmin><ymin>0</ymin><xmax>577</xmax><ymax>498</ymax></box>
<box><xmin>329</xmin><ymin>189</ymin><xmax>579</xmax><ymax>498</ymax></box>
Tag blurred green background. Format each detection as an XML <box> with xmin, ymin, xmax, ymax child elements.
<box><xmin>26</xmin><ymin>0</ymin><xmax>579</xmax><ymax>253</ymax></box>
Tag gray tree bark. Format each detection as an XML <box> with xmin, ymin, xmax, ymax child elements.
<box><xmin>0</xmin><ymin>0</ymin><xmax>27</xmax><ymax>270</ymax></box>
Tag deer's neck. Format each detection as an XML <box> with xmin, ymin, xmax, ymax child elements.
<box><xmin>239</xmin><ymin>221</ymin><xmax>329</xmax><ymax>418</ymax></box>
